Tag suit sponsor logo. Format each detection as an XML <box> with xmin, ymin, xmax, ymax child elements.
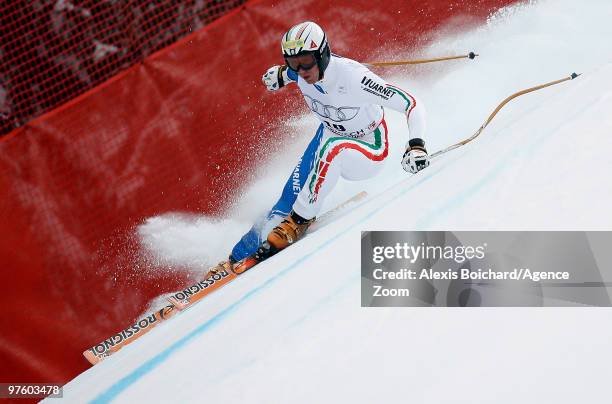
<box><xmin>292</xmin><ymin>159</ymin><xmax>302</xmax><ymax>194</ymax></box>
<box><xmin>303</xmin><ymin>94</ymin><xmax>359</xmax><ymax>122</ymax></box>
<box><xmin>345</xmin><ymin>129</ymin><xmax>367</xmax><ymax>138</ymax></box>
<box><xmin>360</xmin><ymin>76</ymin><xmax>396</xmax><ymax>100</ymax></box>
<box><xmin>325</xmin><ymin>126</ymin><xmax>372</xmax><ymax>138</ymax></box>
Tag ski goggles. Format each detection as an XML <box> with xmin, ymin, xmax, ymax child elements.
<box><xmin>285</xmin><ymin>53</ymin><xmax>318</xmax><ymax>72</ymax></box>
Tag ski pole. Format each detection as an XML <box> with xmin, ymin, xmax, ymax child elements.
<box><xmin>431</xmin><ymin>72</ymin><xmax>581</xmax><ymax>158</ymax></box>
<box><xmin>364</xmin><ymin>52</ymin><xmax>478</xmax><ymax>68</ymax></box>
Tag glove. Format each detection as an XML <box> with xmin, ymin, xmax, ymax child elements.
<box><xmin>262</xmin><ymin>65</ymin><xmax>292</xmax><ymax>91</ymax></box>
<box><xmin>401</xmin><ymin>138</ymin><xmax>430</xmax><ymax>174</ymax></box>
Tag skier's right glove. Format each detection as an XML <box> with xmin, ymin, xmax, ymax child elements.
<box><xmin>401</xmin><ymin>138</ymin><xmax>430</xmax><ymax>174</ymax></box>
<box><xmin>262</xmin><ymin>65</ymin><xmax>294</xmax><ymax>91</ymax></box>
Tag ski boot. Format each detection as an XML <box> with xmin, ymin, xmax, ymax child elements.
<box><xmin>267</xmin><ymin>210</ymin><xmax>315</xmax><ymax>250</ymax></box>
<box><xmin>231</xmin><ymin>211</ymin><xmax>315</xmax><ymax>274</ymax></box>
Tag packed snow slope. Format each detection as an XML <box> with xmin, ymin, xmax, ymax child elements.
<box><xmin>58</xmin><ymin>1</ymin><xmax>612</xmax><ymax>402</ymax></box>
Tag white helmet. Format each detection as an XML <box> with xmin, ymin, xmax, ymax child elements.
<box><xmin>281</xmin><ymin>21</ymin><xmax>331</xmax><ymax>78</ymax></box>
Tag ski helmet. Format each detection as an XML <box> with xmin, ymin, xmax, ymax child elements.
<box><xmin>281</xmin><ymin>21</ymin><xmax>331</xmax><ymax>79</ymax></box>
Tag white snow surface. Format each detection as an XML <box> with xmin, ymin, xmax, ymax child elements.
<box><xmin>58</xmin><ymin>1</ymin><xmax>612</xmax><ymax>403</ymax></box>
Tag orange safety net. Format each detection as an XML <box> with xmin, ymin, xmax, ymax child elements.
<box><xmin>0</xmin><ymin>0</ymin><xmax>246</xmax><ymax>136</ymax></box>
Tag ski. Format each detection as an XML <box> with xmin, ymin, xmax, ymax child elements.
<box><xmin>167</xmin><ymin>190</ymin><xmax>367</xmax><ymax>310</ymax></box>
<box><xmin>83</xmin><ymin>303</ymin><xmax>178</xmax><ymax>365</ymax></box>
<box><xmin>83</xmin><ymin>191</ymin><xmax>367</xmax><ymax>365</ymax></box>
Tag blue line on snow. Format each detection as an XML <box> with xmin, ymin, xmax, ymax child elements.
<box><xmin>92</xmin><ymin>227</ymin><xmax>354</xmax><ymax>402</ymax></box>
<box><xmin>286</xmin><ymin>270</ymin><xmax>361</xmax><ymax>331</ymax></box>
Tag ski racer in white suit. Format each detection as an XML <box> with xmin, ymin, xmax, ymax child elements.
<box><xmin>230</xmin><ymin>21</ymin><xmax>429</xmax><ymax>262</ymax></box>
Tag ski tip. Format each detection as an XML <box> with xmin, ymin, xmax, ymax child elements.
<box><xmin>83</xmin><ymin>350</ymin><xmax>104</xmax><ymax>365</ymax></box>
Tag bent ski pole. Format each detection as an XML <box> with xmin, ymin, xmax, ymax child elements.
<box><xmin>431</xmin><ymin>72</ymin><xmax>581</xmax><ymax>158</ymax></box>
<box><xmin>364</xmin><ymin>52</ymin><xmax>478</xmax><ymax>68</ymax></box>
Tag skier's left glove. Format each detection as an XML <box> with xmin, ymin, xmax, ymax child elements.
<box><xmin>401</xmin><ymin>138</ymin><xmax>430</xmax><ymax>174</ymax></box>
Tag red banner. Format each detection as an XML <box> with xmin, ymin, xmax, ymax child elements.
<box><xmin>0</xmin><ymin>0</ymin><xmax>517</xmax><ymax>386</ymax></box>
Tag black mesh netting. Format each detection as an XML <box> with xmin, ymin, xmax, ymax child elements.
<box><xmin>0</xmin><ymin>0</ymin><xmax>247</xmax><ymax>136</ymax></box>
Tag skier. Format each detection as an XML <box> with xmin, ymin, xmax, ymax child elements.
<box><xmin>219</xmin><ymin>21</ymin><xmax>430</xmax><ymax>271</ymax></box>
